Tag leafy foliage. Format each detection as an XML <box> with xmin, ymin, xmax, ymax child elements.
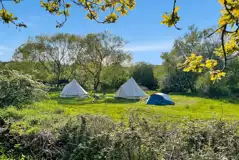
<box><xmin>0</xmin><ymin>0</ymin><xmax>136</xmax><ymax>28</ymax></box>
<box><xmin>14</xmin><ymin>33</ymin><xmax>82</xmax><ymax>86</ymax></box>
<box><xmin>183</xmin><ymin>53</ymin><xmax>226</xmax><ymax>82</ymax></box>
<box><xmin>159</xmin><ymin>29</ymin><xmax>201</xmax><ymax>93</ymax></box>
<box><xmin>181</xmin><ymin>0</ymin><xmax>239</xmax><ymax>80</ymax></box>
<box><xmin>161</xmin><ymin>6</ymin><xmax>180</xmax><ymax>29</ymax></box>
<box><xmin>8</xmin><ymin>27</ymin><xmax>239</xmax><ymax>98</ymax></box>
<box><xmin>75</xmin><ymin>31</ymin><xmax>131</xmax><ymax>91</ymax></box>
<box><xmin>0</xmin><ymin>70</ymin><xmax>47</xmax><ymax>107</ymax></box>
<box><xmin>2</xmin><ymin>115</ymin><xmax>239</xmax><ymax>159</ymax></box>
<box><xmin>0</xmin><ymin>1</ymin><xmax>26</xmax><ymax>28</ymax></box>
<box><xmin>195</xmin><ymin>73</ymin><xmax>231</xmax><ymax>98</ymax></box>
<box><xmin>132</xmin><ymin>62</ymin><xmax>158</xmax><ymax>90</ymax></box>
<box><xmin>0</xmin><ymin>61</ymin><xmax>52</xmax><ymax>82</ymax></box>
<box><xmin>14</xmin><ymin>32</ymin><xmax>131</xmax><ymax>91</ymax></box>
<box><xmin>161</xmin><ymin>70</ymin><xmax>197</xmax><ymax>93</ymax></box>
<box><xmin>101</xmin><ymin>64</ymin><xmax>130</xmax><ymax>91</ymax></box>
<box><xmin>159</xmin><ymin>26</ymin><xmax>238</xmax><ymax>97</ymax></box>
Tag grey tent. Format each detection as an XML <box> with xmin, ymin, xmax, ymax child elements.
<box><xmin>60</xmin><ymin>79</ymin><xmax>88</xmax><ymax>98</ymax></box>
<box><xmin>115</xmin><ymin>77</ymin><xmax>147</xmax><ymax>99</ymax></box>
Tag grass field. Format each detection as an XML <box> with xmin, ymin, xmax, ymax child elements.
<box><xmin>0</xmin><ymin>92</ymin><xmax>238</xmax><ymax>134</ymax></box>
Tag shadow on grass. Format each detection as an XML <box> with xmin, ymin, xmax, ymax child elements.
<box><xmin>104</xmin><ymin>98</ymin><xmax>139</xmax><ymax>104</ymax></box>
<box><xmin>52</xmin><ymin>96</ymin><xmax>139</xmax><ymax>105</ymax></box>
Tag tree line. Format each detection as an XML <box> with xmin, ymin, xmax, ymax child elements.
<box><xmin>1</xmin><ymin>27</ymin><xmax>238</xmax><ymax>98</ymax></box>
<box><xmin>12</xmin><ymin>31</ymin><xmax>132</xmax><ymax>91</ymax></box>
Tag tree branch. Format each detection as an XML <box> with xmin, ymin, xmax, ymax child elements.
<box><xmin>0</xmin><ymin>0</ymin><xmax>26</xmax><ymax>28</ymax></box>
<box><xmin>171</xmin><ymin>0</ymin><xmax>181</xmax><ymax>30</ymax></box>
<box><xmin>221</xmin><ymin>25</ymin><xmax>227</xmax><ymax>71</ymax></box>
<box><xmin>205</xmin><ymin>26</ymin><xmax>224</xmax><ymax>38</ymax></box>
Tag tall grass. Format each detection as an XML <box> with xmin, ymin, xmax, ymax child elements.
<box><xmin>0</xmin><ymin>93</ymin><xmax>238</xmax><ymax>134</ymax></box>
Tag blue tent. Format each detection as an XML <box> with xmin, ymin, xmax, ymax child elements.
<box><xmin>146</xmin><ymin>93</ymin><xmax>175</xmax><ymax>105</ymax></box>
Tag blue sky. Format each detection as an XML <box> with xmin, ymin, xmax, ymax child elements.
<box><xmin>0</xmin><ymin>0</ymin><xmax>221</xmax><ymax>64</ymax></box>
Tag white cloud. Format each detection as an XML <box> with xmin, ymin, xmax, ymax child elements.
<box><xmin>0</xmin><ymin>45</ymin><xmax>14</xmax><ymax>56</ymax></box>
<box><xmin>124</xmin><ymin>40</ymin><xmax>173</xmax><ymax>52</ymax></box>
<box><xmin>0</xmin><ymin>46</ymin><xmax>12</xmax><ymax>51</ymax></box>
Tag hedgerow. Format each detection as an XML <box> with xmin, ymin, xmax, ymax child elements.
<box><xmin>1</xmin><ymin>115</ymin><xmax>239</xmax><ymax>159</ymax></box>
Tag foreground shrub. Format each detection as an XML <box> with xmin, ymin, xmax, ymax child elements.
<box><xmin>58</xmin><ymin>116</ymin><xmax>239</xmax><ymax>160</ymax></box>
<box><xmin>0</xmin><ymin>70</ymin><xmax>48</xmax><ymax>107</ymax></box>
<box><xmin>1</xmin><ymin>115</ymin><xmax>239</xmax><ymax>159</ymax></box>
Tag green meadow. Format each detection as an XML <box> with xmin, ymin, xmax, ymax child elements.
<box><xmin>0</xmin><ymin>92</ymin><xmax>238</xmax><ymax>134</ymax></box>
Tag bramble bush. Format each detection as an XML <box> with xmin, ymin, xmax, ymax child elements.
<box><xmin>0</xmin><ymin>70</ymin><xmax>48</xmax><ymax>107</ymax></box>
<box><xmin>1</xmin><ymin>115</ymin><xmax>239</xmax><ymax>159</ymax></box>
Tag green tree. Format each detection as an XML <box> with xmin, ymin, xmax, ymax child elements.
<box><xmin>160</xmin><ymin>26</ymin><xmax>218</xmax><ymax>93</ymax></box>
<box><xmin>132</xmin><ymin>62</ymin><xmax>158</xmax><ymax>90</ymax></box>
<box><xmin>161</xmin><ymin>26</ymin><xmax>239</xmax><ymax>96</ymax></box>
<box><xmin>75</xmin><ymin>31</ymin><xmax>131</xmax><ymax>91</ymax></box>
<box><xmin>101</xmin><ymin>64</ymin><xmax>130</xmax><ymax>91</ymax></box>
<box><xmin>13</xmin><ymin>33</ymin><xmax>81</xmax><ymax>86</ymax></box>
<box><xmin>160</xmin><ymin>51</ymin><xmax>197</xmax><ymax>93</ymax></box>
<box><xmin>153</xmin><ymin>65</ymin><xmax>165</xmax><ymax>89</ymax></box>
<box><xmin>0</xmin><ymin>61</ymin><xmax>52</xmax><ymax>82</ymax></box>
<box><xmin>195</xmin><ymin>73</ymin><xmax>231</xmax><ymax>98</ymax></box>
<box><xmin>221</xmin><ymin>58</ymin><xmax>239</xmax><ymax>96</ymax></box>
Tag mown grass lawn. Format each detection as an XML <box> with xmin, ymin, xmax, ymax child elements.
<box><xmin>0</xmin><ymin>92</ymin><xmax>238</xmax><ymax>134</ymax></box>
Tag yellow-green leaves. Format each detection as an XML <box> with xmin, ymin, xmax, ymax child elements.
<box><xmin>86</xmin><ymin>11</ymin><xmax>98</xmax><ymax>20</ymax></box>
<box><xmin>183</xmin><ymin>53</ymin><xmax>226</xmax><ymax>82</ymax></box>
<box><xmin>100</xmin><ymin>5</ymin><xmax>106</xmax><ymax>11</ymax></box>
<box><xmin>206</xmin><ymin>60</ymin><xmax>225</xmax><ymax>82</ymax></box>
<box><xmin>217</xmin><ymin>0</ymin><xmax>239</xmax><ymax>60</ymax></box>
<box><xmin>0</xmin><ymin>0</ymin><xmax>136</xmax><ymax>28</ymax></box>
<box><xmin>40</xmin><ymin>1</ymin><xmax>61</xmax><ymax>14</ymax></box>
<box><xmin>181</xmin><ymin>0</ymin><xmax>239</xmax><ymax>82</ymax></box>
<box><xmin>215</xmin><ymin>33</ymin><xmax>239</xmax><ymax>57</ymax></box>
<box><xmin>40</xmin><ymin>1</ymin><xmax>72</xmax><ymax>16</ymax></box>
<box><xmin>0</xmin><ymin>0</ymin><xmax>27</xmax><ymax>28</ymax></box>
<box><xmin>209</xmin><ymin>70</ymin><xmax>226</xmax><ymax>82</ymax></box>
<box><xmin>218</xmin><ymin>0</ymin><xmax>239</xmax><ymax>27</ymax></box>
<box><xmin>105</xmin><ymin>13</ymin><xmax>118</xmax><ymax>23</ymax></box>
<box><xmin>161</xmin><ymin>6</ymin><xmax>180</xmax><ymax>27</ymax></box>
<box><xmin>125</xmin><ymin>0</ymin><xmax>136</xmax><ymax>10</ymax></box>
<box><xmin>205</xmin><ymin>59</ymin><xmax>218</xmax><ymax>70</ymax></box>
<box><xmin>82</xmin><ymin>0</ymin><xmax>136</xmax><ymax>23</ymax></box>
<box><xmin>37</xmin><ymin>0</ymin><xmax>136</xmax><ymax>24</ymax></box>
<box><xmin>183</xmin><ymin>53</ymin><xmax>204</xmax><ymax>73</ymax></box>
<box><xmin>117</xmin><ymin>5</ymin><xmax>128</xmax><ymax>16</ymax></box>
<box><xmin>40</xmin><ymin>0</ymin><xmax>72</xmax><ymax>28</ymax></box>
<box><xmin>0</xmin><ymin>9</ymin><xmax>18</xmax><ymax>23</ymax></box>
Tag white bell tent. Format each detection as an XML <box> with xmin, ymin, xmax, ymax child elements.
<box><xmin>115</xmin><ymin>77</ymin><xmax>147</xmax><ymax>99</ymax></box>
<box><xmin>60</xmin><ymin>79</ymin><xmax>88</xmax><ymax>98</ymax></box>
